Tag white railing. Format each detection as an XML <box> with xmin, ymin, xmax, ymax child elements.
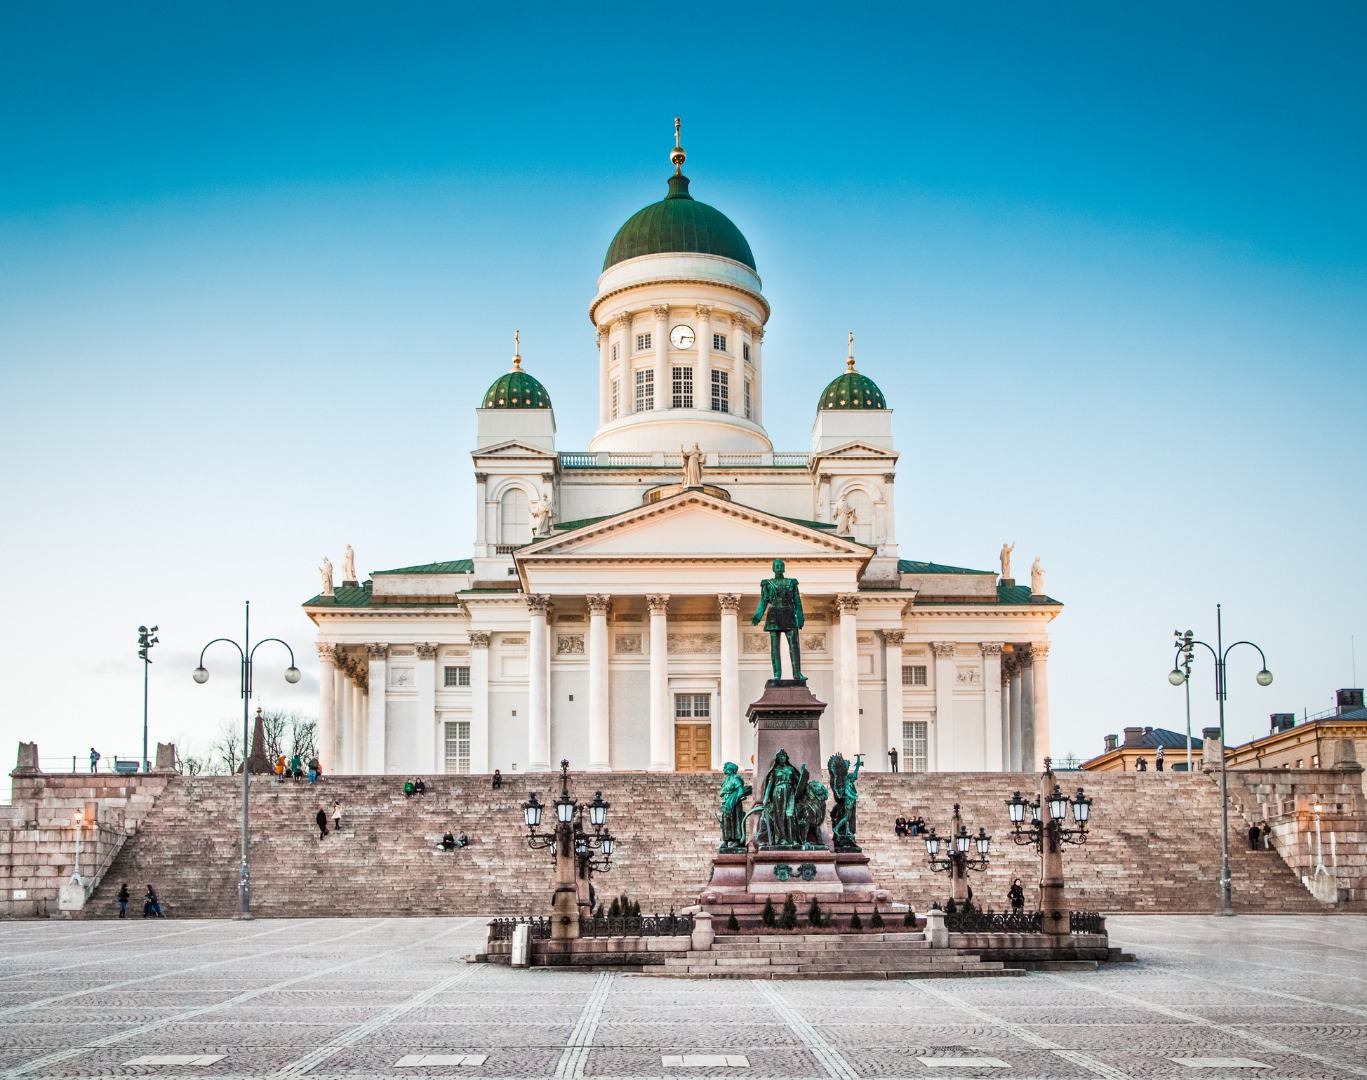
<box><xmin>559</xmin><ymin>451</ymin><xmax>810</xmax><ymax>469</ymax></box>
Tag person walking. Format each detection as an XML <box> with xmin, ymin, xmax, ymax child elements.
<box><xmin>316</xmin><ymin>807</ymin><xmax>329</xmax><ymax>840</ymax></box>
<box><xmin>332</xmin><ymin>800</ymin><xmax>342</xmax><ymax>833</ymax></box>
<box><xmin>275</xmin><ymin>755</ymin><xmax>286</xmax><ymax>783</ymax></box>
<box><xmin>1008</xmin><ymin>878</ymin><xmax>1025</xmax><ymax>911</ymax></box>
<box><xmin>888</xmin><ymin>746</ymin><xmax>899</xmax><ymax>773</ymax></box>
<box><xmin>1155</xmin><ymin>746</ymin><xmax>1165</xmax><ymax>772</ymax></box>
<box><xmin>290</xmin><ymin>754</ymin><xmax>303</xmax><ymax>781</ymax></box>
<box><xmin>89</xmin><ymin>748</ymin><xmax>100</xmax><ymax>774</ymax></box>
<box><xmin>1248</xmin><ymin>823</ymin><xmax>1261</xmax><ymax>850</ymax></box>
<box><xmin>1261</xmin><ymin>822</ymin><xmax>1272</xmax><ymax>850</ymax></box>
<box><xmin>143</xmin><ymin>884</ymin><xmax>164</xmax><ymax>918</ymax></box>
<box><xmin>308</xmin><ymin>756</ymin><xmax>321</xmax><ymax>783</ymax></box>
<box><xmin>117</xmin><ymin>883</ymin><xmax>130</xmax><ymax>919</ymax></box>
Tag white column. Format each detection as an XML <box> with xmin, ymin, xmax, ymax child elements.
<box><xmin>597</xmin><ymin>326</ymin><xmax>611</xmax><ymax>424</ymax></box>
<box><xmin>1030</xmin><ymin>642</ymin><xmax>1051</xmax><ymax>769</ymax></box>
<box><xmin>751</xmin><ymin>325</ymin><xmax>764</xmax><ymax>424</ymax></box>
<box><xmin>317</xmin><ymin>644</ymin><xmax>337</xmax><ymax>775</ymax></box>
<box><xmin>932</xmin><ymin>642</ymin><xmax>956</xmax><ymax>771</ymax></box>
<box><xmin>1008</xmin><ymin>654</ymin><xmax>1024</xmax><ymax>771</ymax></box>
<box><xmin>617</xmin><ymin>313</ymin><xmax>634</xmax><ymax>415</ymax></box>
<box><xmin>1000</xmin><ymin>663</ymin><xmax>1012</xmax><ymax>772</ymax></box>
<box><xmin>366</xmin><ymin>644</ymin><xmax>387</xmax><ymax>775</ymax></box>
<box><xmin>356</xmin><ymin>684</ymin><xmax>368</xmax><ymax>770</ymax></box>
<box><xmin>836</xmin><ymin>595</ymin><xmax>860</xmax><ymax>757</ymax></box>
<box><xmin>653</xmin><ymin>305</ymin><xmax>669</xmax><ymax>410</ymax></box>
<box><xmin>336</xmin><ymin>665</ymin><xmax>352</xmax><ymax>773</ymax></box>
<box><xmin>648</xmin><ymin>594</ymin><xmax>671</xmax><ymax>771</ymax></box>
<box><xmin>696</xmin><ymin>305</ymin><xmax>711</xmax><ymax>408</ymax></box>
<box><xmin>416</xmin><ymin>644</ymin><xmax>438</xmax><ymax>774</ymax></box>
<box><xmin>469</xmin><ymin>631</ymin><xmax>490</xmax><ymax>775</ymax></box>
<box><xmin>981</xmin><ymin>642</ymin><xmax>1004</xmax><ymax>771</ymax></box>
<box><xmin>1020</xmin><ymin>649</ymin><xmax>1036</xmax><ymax>772</ymax></box>
<box><xmin>883</xmin><ymin>630</ymin><xmax>905</xmax><ymax>771</ymax></box>
<box><xmin>527</xmin><ymin>596</ymin><xmax>550</xmax><ymax>770</ymax></box>
<box><xmin>718</xmin><ymin>594</ymin><xmax>741</xmax><ymax>766</ymax></box>
<box><xmin>587</xmin><ymin>595</ymin><xmax>611</xmax><ymax>770</ymax></box>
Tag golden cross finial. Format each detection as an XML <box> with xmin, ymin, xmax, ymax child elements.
<box><xmin>671</xmin><ymin>116</ymin><xmax>686</xmax><ymax>174</ymax></box>
<box><xmin>847</xmin><ymin>331</ymin><xmax>856</xmax><ymax>372</ymax></box>
<box><xmin>513</xmin><ymin>329</ymin><xmax>522</xmax><ymax>370</ymax></box>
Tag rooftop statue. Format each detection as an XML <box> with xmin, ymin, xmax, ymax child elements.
<box><xmin>717</xmin><ymin>762</ymin><xmax>752</xmax><ymax>853</ymax></box>
<box><xmin>342</xmin><ymin>544</ymin><xmax>356</xmax><ymax>583</ymax></box>
<box><xmin>681</xmin><ymin>443</ymin><xmax>704</xmax><ymax>487</ymax></box>
<box><xmin>1031</xmin><ymin>556</ymin><xmax>1045</xmax><ymax>595</ymax></box>
<box><xmin>1000</xmin><ymin>541</ymin><xmax>1015</xmax><ymax>580</ymax></box>
<box><xmin>828</xmin><ymin>752</ymin><xmax>863</xmax><ymax>852</ymax></box>
<box><xmin>752</xmin><ymin>559</ymin><xmax>805</xmax><ymax>682</ymax></box>
<box><xmin>319</xmin><ymin>556</ymin><xmax>334</xmax><ymax>597</ymax></box>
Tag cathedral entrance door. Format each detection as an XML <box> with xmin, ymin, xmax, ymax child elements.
<box><xmin>674</xmin><ymin>723</ymin><xmax>712</xmax><ymax>772</ymax></box>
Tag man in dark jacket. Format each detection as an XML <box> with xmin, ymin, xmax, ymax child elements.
<box><xmin>117</xmin><ymin>883</ymin><xmax>130</xmax><ymax>918</ymax></box>
<box><xmin>316</xmin><ymin>807</ymin><xmax>329</xmax><ymax>840</ymax></box>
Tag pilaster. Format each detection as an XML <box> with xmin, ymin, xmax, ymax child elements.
<box><xmin>931</xmin><ymin>641</ymin><xmax>956</xmax><ymax>771</ymax></box>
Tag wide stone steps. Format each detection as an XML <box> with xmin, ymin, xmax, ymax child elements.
<box><xmin>660</xmin><ymin>933</ymin><xmax>1018</xmax><ymax>979</ymax></box>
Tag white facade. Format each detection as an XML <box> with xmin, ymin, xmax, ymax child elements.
<box><xmin>304</xmin><ymin>155</ymin><xmax>1061</xmax><ymax>778</ymax></box>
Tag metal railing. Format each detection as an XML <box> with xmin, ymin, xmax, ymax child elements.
<box><xmin>488</xmin><ymin>916</ymin><xmax>552</xmax><ymax>941</ymax></box>
<box><xmin>944</xmin><ymin>908</ymin><xmax>1044</xmax><ymax>933</ymax></box>
<box><xmin>579</xmin><ymin>912</ymin><xmax>694</xmax><ymax>938</ymax></box>
<box><xmin>1069</xmin><ymin>911</ymin><xmax>1105</xmax><ymax>935</ymax></box>
<box><xmin>36</xmin><ymin>755</ymin><xmax>146</xmax><ymax>775</ymax></box>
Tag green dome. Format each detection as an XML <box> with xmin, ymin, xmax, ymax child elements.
<box><xmin>819</xmin><ymin>367</ymin><xmax>887</xmax><ymax>411</ymax></box>
<box><xmin>603</xmin><ymin>174</ymin><xmax>756</xmax><ymax>272</ymax></box>
<box><xmin>483</xmin><ymin>365</ymin><xmax>552</xmax><ymax>410</ymax></box>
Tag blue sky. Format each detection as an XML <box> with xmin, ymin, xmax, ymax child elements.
<box><xmin>2</xmin><ymin>2</ymin><xmax>1364</xmax><ymax>777</ymax></box>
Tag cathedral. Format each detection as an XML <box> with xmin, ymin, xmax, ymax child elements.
<box><xmin>303</xmin><ymin>126</ymin><xmax>1061</xmax><ymax>778</ymax></box>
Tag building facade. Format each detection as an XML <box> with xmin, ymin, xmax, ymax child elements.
<box><xmin>303</xmin><ymin>133</ymin><xmax>1063</xmax><ymax>777</ymax></box>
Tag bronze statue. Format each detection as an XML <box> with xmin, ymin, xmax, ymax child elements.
<box><xmin>759</xmin><ymin>748</ymin><xmax>808</xmax><ymax>849</ymax></box>
<box><xmin>828</xmin><ymin>752</ymin><xmax>863</xmax><ymax>852</ymax></box>
<box><xmin>717</xmin><ymin>762</ymin><xmax>752</xmax><ymax>853</ymax></box>
<box><xmin>796</xmin><ymin>779</ymin><xmax>829</xmax><ymax>849</ymax></box>
<box><xmin>752</xmin><ymin>559</ymin><xmax>805</xmax><ymax>681</ymax></box>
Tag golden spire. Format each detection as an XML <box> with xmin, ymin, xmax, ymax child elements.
<box><xmin>512</xmin><ymin>329</ymin><xmax>522</xmax><ymax>371</ymax></box>
<box><xmin>846</xmin><ymin>331</ymin><xmax>856</xmax><ymax>372</ymax></box>
<box><xmin>671</xmin><ymin>116</ymin><xmax>686</xmax><ymax>175</ymax></box>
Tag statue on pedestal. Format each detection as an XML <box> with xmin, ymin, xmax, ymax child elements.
<box><xmin>833</xmin><ymin>497</ymin><xmax>857</xmax><ymax>536</ymax></box>
<box><xmin>828</xmin><ymin>752</ymin><xmax>863</xmax><ymax>852</ymax></box>
<box><xmin>1000</xmin><ymin>541</ymin><xmax>1015</xmax><ymax>580</ymax></box>
<box><xmin>530</xmin><ymin>492</ymin><xmax>553</xmax><ymax>537</ymax></box>
<box><xmin>752</xmin><ymin>559</ymin><xmax>805</xmax><ymax>682</ymax></box>
<box><xmin>319</xmin><ymin>556</ymin><xmax>334</xmax><ymax>597</ymax></box>
<box><xmin>717</xmin><ymin>762</ymin><xmax>752</xmax><ymax>853</ymax></box>
<box><xmin>758</xmin><ymin>748</ymin><xmax>808</xmax><ymax>849</ymax></box>
<box><xmin>1031</xmin><ymin>556</ymin><xmax>1045</xmax><ymax>595</ymax></box>
<box><xmin>681</xmin><ymin>443</ymin><xmax>704</xmax><ymax>487</ymax></box>
<box><xmin>342</xmin><ymin>544</ymin><xmax>357</xmax><ymax>583</ymax></box>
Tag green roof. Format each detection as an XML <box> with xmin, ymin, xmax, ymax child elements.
<box><xmin>552</xmin><ymin>515</ymin><xmax>614</xmax><ymax>532</ymax></box>
<box><xmin>483</xmin><ymin>367</ymin><xmax>551</xmax><ymax>410</ymax></box>
<box><xmin>997</xmin><ymin>584</ymin><xmax>1061</xmax><ymax>605</ymax></box>
<box><xmin>819</xmin><ymin>368</ymin><xmax>887</xmax><ymax>410</ymax></box>
<box><xmin>372</xmin><ymin>560</ymin><xmax>474</xmax><ymax>575</ymax></box>
<box><xmin>603</xmin><ymin>174</ymin><xmax>756</xmax><ymax>271</ymax></box>
<box><xmin>898</xmin><ymin>560</ymin><xmax>993</xmax><ymax>575</ymax></box>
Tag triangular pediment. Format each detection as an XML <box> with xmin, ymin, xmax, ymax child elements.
<box><xmin>472</xmin><ymin>440</ymin><xmax>557</xmax><ymax>458</ymax></box>
<box><xmin>517</xmin><ymin>491</ymin><xmax>869</xmax><ymax>562</ymax></box>
<box><xmin>811</xmin><ymin>440</ymin><xmax>899</xmax><ymax>459</ymax></box>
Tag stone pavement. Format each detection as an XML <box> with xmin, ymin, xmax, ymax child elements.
<box><xmin>0</xmin><ymin>916</ymin><xmax>1364</xmax><ymax>1079</ymax></box>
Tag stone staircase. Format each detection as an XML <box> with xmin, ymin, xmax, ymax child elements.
<box><xmin>83</xmin><ymin>769</ymin><xmax>1328</xmax><ymax>919</ymax></box>
<box><xmin>659</xmin><ymin>931</ymin><xmax>1022</xmax><ymax>979</ymax></box>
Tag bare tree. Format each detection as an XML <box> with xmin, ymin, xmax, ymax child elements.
<box><xmin>210</xmin><ymin>718</ymin><xmax>243</xmax><ymax>775</ymax></box>
<box><xmin>257</xmin><ymin>709</ymin><xmax>318</xmax><ymax>764</ymax></box>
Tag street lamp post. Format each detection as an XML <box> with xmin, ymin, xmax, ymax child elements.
<box><xmin>70</xmin><ymin>810</ymin><xmax>85</xmax><ymax>886</ymax></box>
<box><xmin>1168</xmin><ymin>603</ymin><xmax>1273</xmax><ymax>916</ymax></box>
<box><xmin>1005</xmin><ymin>758</ymin><xmax>1092</xmax><ymax>938</ymax></box>
<box><xmin>923</xmin><ymin>803</ymin><xmax>991</xmax><ymax>903</ymax></box>
<box><xmin>520</xmin><ymin>760</ymin><xmax>615</xmax><ymax>940</ymax></box>
<box><xmin>138</xmin><ymin>625</ymin><xmax>159</xmax><ymax>773</ymax></box>
<box><xmin>192</xmin><ymin>600</ymin><xmax>300</xmax><ymax>918</ymax></box>
<box><xmin>1173</xmin><ymin>629</ymin><xmax>1194</xmax><ymax>772</ymax></box>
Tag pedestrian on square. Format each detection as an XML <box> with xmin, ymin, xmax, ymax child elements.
<box><xmin>316</xmin><ymin>807</ymin><xmax>329</xmax><ymax>840</ymax></box>
<box><xmin>1248</xmin><ymin>823</ymin><xmax>1261</xmax><ymax>850</ymax></box>
<box><xmin>1008</xmin><ymin>878</ymin><xmax>1025</xmax><ymax>911</ymax></box>
<box><xmin>1155</xmin><ymin>746</ymin><xmax>1165</xmax><ymax>771</ymax></box>
<box><xmin>1261</xmin><ymin>822</ymin><xmax>1272</xmax><ymax>850</ymax></box>
<box><xmin>143</xmin><ymin>884</ymin><xmax>164</xmax><ymax>918</ymax></box>
<box><xmin>275</xmin><ymin>755</ymin><xmax>286</xmax><ymax>783</ymax></box>
<box><xmin>888</xmin><ymin>746</ymin><xmax>899</xmax><ymax>773</ymax></box>
<box><xmin>308</xmin><ymin>756</ymin><xmax>320</xmax><ymax>783</ymax></box>
<box><xmin>117</xmin><ymin>883</ymin><xmax>129</xmax><ymax>919</ymax></box>
<box><xmin>332</xmin><ymin>800</ymin><xmax>342</xmax><ymax>832</ymax></box>
<box><xmin>89</xmin><ymin>748</ymin><xmax>100</xmax><ymax>774</ymax></box>
<box><xmin>290</xmin><ymin>754</ymin><xmax>303</xmax><ymax>780</ymax></box>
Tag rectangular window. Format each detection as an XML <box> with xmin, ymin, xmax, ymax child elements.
<box><xmin>610</xmin><ymin>379</ymin><xmax>619</xmax><ymax>419</ymax></box>
<box><xmin>743</xmin><ymin>342</ymin><xmax>751</xmax><ymax>362</ymax></box>
<box><xmin>444</xmin><ymin>721</ymin><xmax>471</xmax><ymax>774</ymax></box>
<box><xmin>611</xmin><ymin>343</ymin><xmax>619</xmax><ymax>362</ymax></box>
<box><xmin>902</xmin><ymin>721</ymin><xmax>928</xmax><ymax>773</ymax></box>
<box><xmin>444</xmin><ymin>665</ymin><xmax>470</xmax><ymax>687</ymax></box>
<box><xmin>713</xmin><ymin>333</ymin><xmax>727</xmax><ymax>353</ymax></box>
<box><xmin>675</xmin><ymin>693</ymin><xmax>711</xmax><ymax>718</ymax></box>
<box><xmin>711</xmin><ymin>369</ymin><xmax>729</xmax><ymax>413</ymax></box>
<box><xmin>744</xmin><ymin>379</ymin><xmax>752</xmax><ymax>419</ymax></box>
<box><xmin>672</xmin><ymin>366</ymin><xmax>694</xmax><ymax>409</ymax></box>
<box><xmin>635</xmin><ymin>368</ymin><xmax>654</xmax><ymax>411</ymax></box>
<box><xmin>635</xmin><ymin>332</ymin><xmax>652</xmax><ymax>352</ymax></box>
<box><xmin>901</xmin><ymin>665</ymin><xmax>928</xmax><ymax>686</ymax></box>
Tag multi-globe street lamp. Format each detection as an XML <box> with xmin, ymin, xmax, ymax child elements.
<box><xmin>923</xmin><ymin>803</ymin><xmax>991</xmax><ymax>903</ymax></box>
<box><xmin>191</xmin><ymin>600</ymin><xmax>300</xmax><ymax>918</ymax></box>
<box><xmin>520</xmin><ymin>760</ymin><xmax>615</xmax><ymax>939</ymax></box>
<box><xmin>1168</xmin><ymin>603</ymin><xmax>1272</xmax><ymax>916</ymax></box>
<box><xmin>137</xmin><ymin>624</ymin><xmax>159</xmax><ymax>772</ymax></box>
<box><xmin>1005</xmin><ymin>758</ymin><xmax>1092</xmax><ymax>935</ymax></box>
<box><xmin>1173</xmin><ymin>628</ymin><xmax>1194</xmax><ymax>772</ymax></box>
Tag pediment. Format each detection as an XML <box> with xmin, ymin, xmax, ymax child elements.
<box><xmin>812</xmin><ymin>441</ymin><xmax>899</xmax><ymax>459</ymax></box>
<box><xmin>517</xmin><ymin>492</ymin><xmax>869</xmax><ymax>562</ymax></box>
<box><xmin>472</xmin><ymin>440</ymin><xmax>557</xmax><ymax>458</ymax></box>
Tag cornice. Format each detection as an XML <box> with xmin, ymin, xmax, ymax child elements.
<box><xmin>589</xmin><ymin>278</ymin><xmax>771</xmax><ymax>325</ymax></box>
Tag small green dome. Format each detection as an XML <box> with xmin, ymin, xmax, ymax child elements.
<box><xmin>819</xmin><ymin>366</ymin><xmax>887</xmax><ymax>411</ymax></box>
<box><xmin>604</xmin><ymin>174</ymin><xmax>756</xmax><ymax>272</ymax></box>
<box><xmin>483</xmin><ymin>363</ymin><xmax>551</xmax><ymax>410</ymax></box>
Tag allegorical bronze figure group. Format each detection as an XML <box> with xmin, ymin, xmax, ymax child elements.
<box><xmin>718</xmin><ymin>749</ymin><xmax>860</xmax><ymax>853</ymax></box>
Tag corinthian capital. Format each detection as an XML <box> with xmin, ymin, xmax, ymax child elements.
<box><xmin>366</xmin><ymin>643</ymin><xmax>388</xmax><ymax>661</ymax></box>
<box><xmin>526</xmin><ymin>594</ymin><xmax>551</xmax><ymax>616</ymax></box>
<box><xmin>931</xmin><ymin>641</ymin><xmax>956</xmax><ymax>658</ymax></box>
<box><xmin>980</xmin><ymin>641</ymin><xmax>1004</xmax><ymax>657</ymax></box>
<box><xmin>652</xmin><ymin>305</ymin><xmax>670</xmax><ymax>320</ymax></box>
<box><xmin>695</xmin><ymin>304</ymin><xmax>712</xmax><ymax>319</ymax></box>
<box><xmin>617</xmin><ymin>311</ymin><xmax>633</xmax><ymax>328</ymax></box>
<box><xmin>317</xmin><ymin>642</ymin><xmax>337</xmax><ymax>663</ymax></box>
<box><xmin>416</xmin><ymin>642</ymin><xmax>439</xmax><ymax>660</ymax></box>
<box><xmin>883</xmin><ymin>630</ymin><xmax>905</xmax><ymax>646</ymax></box>
<box><xmin>468</xmin><ymin>631</ymin><xmax>491</xmax><ymax>649</ymax></box>
<box><xmin>717</xmin><ymin>594</ymin><xmax>741</xmax><ymax>614</ymax></box>
<box><xmin>836</xmin><ymin>594</ymin><xmax>860</xmax><ymax>616</ymax></box>
<box><xmin>1030</xmin><ymin>642</ymin><xmax>1051</xmax><ymax>662</ymax></box>
<box><xmin>647</xmin><ymin>594</ymin><xmax>670</xmax><ymax>615</ymax></box>
<box><xmin>587</xmin><ymin>594</ymin><xmax>612</xmax><ymax>616</ymax></box>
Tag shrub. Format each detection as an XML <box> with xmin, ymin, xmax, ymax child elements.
<box><xmin>849</xmin><ymin>908</ymin><xmax>864</xmax><ymax>930</ymax></box>
<box><xmin>630</xmin><ymin>899</ymin><xmax>641</xmax><ymax>918</ymax></box>
<box><xmin>945</xmin><ymin>898</ymin><xmax>957</xmax><ymax>915</ymax></box>
<box><xmin>727</xmin><ymin>909</ymin><xmax>740</xmax><ymax>932</ymax></box>
<box><xmin>807</xmin><ymin>898</ymin><xmax>824</xmax><ymax>927</ymax></box>
<box><xmin>870</xmin><ymin>909</ymin><xmax>884</xmax><ymax>929</ymax></box>
<box><xmin>903</xmin><ymin>908</ymin><xmax>916</xmax><ymax>927</ymax></box>
<box><xmin>761</xmin><ymin>897</ymin><xmax>777</xmax><ymax>928</ymax></box>
<box><xmin>779</xmin><ymin>894</ymin><xmax>798</xmax><ymax>930</ymax></box>
<box><xmin>608</xmin><ymin>897</ymin><xmax>621</xmax><ymax>917</ymax></box>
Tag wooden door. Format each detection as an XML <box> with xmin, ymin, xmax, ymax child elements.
<box><xmin>674</xmin><ymin>723</ymin><xmax>712</xmax><ymax>772</ymax></box>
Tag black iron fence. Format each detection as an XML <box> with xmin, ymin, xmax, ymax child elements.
<box><xmin>579</xmin><ymin>912</ymin><xmax>694</xmax><ymax>938</ymax></box>
<box><xmin>944</xmin><ymin>908</ymin><xmax>1044</xmax><ymax>933</ymax></box>
<box><xmin>1069</xmin><ymin>911</ymin><xmax>1105</xmax><ymax>935</ymax></box>
<box><xmin>488</xmin><ymin>916</ymin><xmax>552</xmax><ymax>941</ymax></box>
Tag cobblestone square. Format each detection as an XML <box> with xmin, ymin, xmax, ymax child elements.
<box><xmin>0</xmin><ymin>916</ymin><xmax>1364</xmax><ymax>1079</ymax></box>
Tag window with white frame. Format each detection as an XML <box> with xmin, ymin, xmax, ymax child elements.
<box><xmin>710</xmin><ymin>369</ymin><xmax>729</xmax><ymax>412</ymax></box>
<box><xmin>610</xmin><ymin>378</ymin><xmax>619</xmax><ymax>419</ymax></box>
<box><xmin>744</xmin><ymin>379</ymin><xmax>752</xmax><ymax>419</ymax></box>
<box><xmin>672</xmin><ymin>366</ymin><xmax>693</xmax><ymax>409</ymax></box>
<box><xmin>443</xmin><ymin>665</ymin><xmax>470</xmax><ymax>687</ymax></box>
<box><xmin>743</xmin><ymin>342</ymin><xmax>751</xmax><ymax>362</ymax></box>
<box><xmin>902</xmin><ymin>664</ymin><xmax>928</xmax><ymax>686</ymax></box>
<box><xmin>635</xmin><ymin>368</ymin><xmax>654</xmax><ymax>411</ymax></box>
<box><xmin>611</xmin><ymin>343</ymin><xmax>619</xmax><ymax>362</ymax></box>
<box><xmin>675</xmin><ymin>693</ymin><xmax>711</xmax><ymax>719</ymax></box>
<box><xmin>713</xmin><ymin>333</ymin><xmax>727</xmax><ymax>352</ymax></box>
<box><xmin>902</xmin><ymin>721</ymin><xmax>928</xmax><ymax>772</ymax></box>
<box><xmin>636</xmin><ymin>332</ymin><xmax>652</xmax><ymax>352</ymax></box>
<box><xmin>444</xmin><ymin>721</ymin><xmax>471</xmax><ymax>774</ymax></box>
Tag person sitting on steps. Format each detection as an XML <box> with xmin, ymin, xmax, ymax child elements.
<box><xmin>440</xmin><ymin>831</ymin><xmax>456</xmax><ymax>851</ymax></box>
<box><xmin>414</xmin><ymin>778</ymin><xmax>426</xmax><ymax>796</ymax></box>
<box><xmin>492</xmin><ymin>769</ymin><xmax>503</xmax><ymax>790</ymax></box>
<box><xmin>403</xmin><ymin>779</ymin><xmax>416</xmax><ymax>798</ymax></box>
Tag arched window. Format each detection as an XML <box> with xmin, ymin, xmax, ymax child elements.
<box><xmin>499</xmin><ymin>489</ymin><xmax>530</xmax><ymax>546</ymax></box>
<box><xmin>843</xmin><ymin>488</ymin><xmax>874</xmax><ymax>546</ymax></box>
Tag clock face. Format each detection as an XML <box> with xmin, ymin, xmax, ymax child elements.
<box><xmin>669</xmin><ymin>325</ymin><xmax>696</xmax><ymax>349</ymax></box>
